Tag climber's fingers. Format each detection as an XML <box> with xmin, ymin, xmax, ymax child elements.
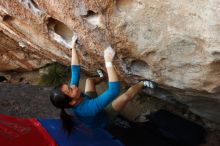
<box><xmin>104</xmin><ymin>46</ymin><xmax>116</xmax><ymax>62</ymax></box>
<box><xmin>71</xmin><ymin>33</ymin><xmax>78</xmax><ymax>48</ymax></box>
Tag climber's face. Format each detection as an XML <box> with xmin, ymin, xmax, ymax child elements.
<box><xmin>61</xmin><ymin>84</ymin><xmax>82</xmax><ymax>106</ymax></box>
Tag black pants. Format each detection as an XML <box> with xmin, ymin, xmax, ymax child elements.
<box><xmin>106</xmin><ymin>110</ymin><xmax>206</xmax><ymax>146</ymax></box>
<box><xmin>106</xmin><ymin>116</ymin><xmax>177</xmax><ymax>146</ymax></box>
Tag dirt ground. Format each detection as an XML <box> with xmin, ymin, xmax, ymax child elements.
<box><xmin>0</xmin><ymin>83</ymin><xmax>59</xmax><ymax>118</ymax></box>
<box><xmin>0</xmin><ymin>82</ymin><xmax>219</xmax><ymax>146</ymax></box>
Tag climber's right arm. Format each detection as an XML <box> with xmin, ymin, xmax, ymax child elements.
<box><xmin>70</xmin><ymin>35</ymin><xmax>80</xmax><ymax>86</ymax></box>
<box><xmin>71</xmin><ymin>35</ymin><xmax>79</xmax><ymax>66</ymax></box>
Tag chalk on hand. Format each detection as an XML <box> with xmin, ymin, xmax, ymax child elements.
<box><xmin>70</xmin><ymin>33</ymin><xmax>78</xmax><ymax>47</ymax></box>
<box><xmin>104</xmin><ymin>46</ymin><xmax>115</xmax><ymax>56</ymax></box>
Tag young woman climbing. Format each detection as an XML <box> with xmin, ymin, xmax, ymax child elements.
<box><xmin>50</xmin><ymin>35</ymin><xmax>156</xmax><ymax>133</ymax></box>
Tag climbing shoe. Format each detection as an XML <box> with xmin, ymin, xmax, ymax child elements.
<box><xmin>134</xmin><ymin>111</ymin><xmax>150</xmax><ymax>123</ymax></box>
<box><xmin>143</xmin><ymin>79</ymin><xmax>157</xmax><ymax>89</ymax></box>
<box><xmin>96</xmin><ymin>69</ymin><xmax>108</xmax><ymax>79</ymax></box>
<box><xmin>97</xmin><ymin>69</ymin><xmax>104</xmax><ymax>78</ymax></box>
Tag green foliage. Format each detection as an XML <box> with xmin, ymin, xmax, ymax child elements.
<box><xmin>40</xmin><ymin>63</ymin><xmax>70</xmax><ymax>86</ymax></box>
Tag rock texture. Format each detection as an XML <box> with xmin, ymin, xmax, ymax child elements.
<box><xmin>0</xmin><ymin>0</ymin><xmax>220</xmax><ymax>123</ymax></box>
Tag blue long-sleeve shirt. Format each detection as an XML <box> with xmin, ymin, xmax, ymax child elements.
<box><xmin>69</xmin><ymin>65</ymin><xmax>120</xmax><ymax>127</ymax></box>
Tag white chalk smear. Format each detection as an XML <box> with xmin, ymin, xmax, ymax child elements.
<box><xmin>19</xmin><ymin>0</ymin><xmax>44</xmax><ymax>15</ymax></box>
<box><xmin>50</xmin><ymin>31</ymin><xmax>78</xmax><ymax>49</ymax></box>
<box><xmin>85</xmin><ymin>15</ymin><xmax>102</xmax><ymax>28</ymax></box>
<box><xmin>18</xmin><ymin>41</ymin><xmax>27</xmax><ymax>48</ymax></box>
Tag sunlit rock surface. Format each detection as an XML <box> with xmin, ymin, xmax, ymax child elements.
<box><xmin>0</xmin><ymin>0</ymin><xmax>220</xmax><ymax>123</ymax></box>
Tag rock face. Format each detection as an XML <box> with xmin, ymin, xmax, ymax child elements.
<box><xmin>0</xmin><ymin>0</ymin><xmax>220</xmax><ymax>123</ymax></box>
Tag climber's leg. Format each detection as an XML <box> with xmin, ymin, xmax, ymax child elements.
<box><xmin>84</xmin><ymin>69</ymin><xmax>107</xmax><ymax>93</ymax></box>
<box><xmin>111</xmin><ymin>80</ymin><xmax>156</xmax><ymax>112</ymax></box>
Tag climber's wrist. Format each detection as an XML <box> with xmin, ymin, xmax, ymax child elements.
<box><xmin>105</xmin><ymin>61</ymin><xmax>113</xmax><ymax>68</ymax></box>
<box><xmin>72</xmin><ymin>43</ymin><xmax>77</xmax><ymax>49</ymax></box>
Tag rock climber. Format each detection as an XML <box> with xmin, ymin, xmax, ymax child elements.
<box><xmin>50</xmin><ymin>35</ymin><xmax>156</xmax><ymax>133</ymax></box>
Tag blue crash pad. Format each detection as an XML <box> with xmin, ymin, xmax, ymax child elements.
<box><xmin>38</xmin><ymin>118</ymin><xmax>124</xmax><ymax>146</ymax></box>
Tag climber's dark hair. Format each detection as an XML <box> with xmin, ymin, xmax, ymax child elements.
<box><xmin>50</xmin><ymin>85</ymin><xmax>75</xmax><ymax>134</ymax></box>
<box><xmin>60</xmin><ymin>108</ymin><xmax>75</xmax><ymax>134</ymax></box>
<box><xmin>50</xmin><ymin>85</ymin><xmax>72</xmax><ymax>108</ymax></box>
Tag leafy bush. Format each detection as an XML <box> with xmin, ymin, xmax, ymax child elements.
<box><xmin>40</xmin><ymin>63</ymin><xmax>70</xmax><ymax>86</ymax></box>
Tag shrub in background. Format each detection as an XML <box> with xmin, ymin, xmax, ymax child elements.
<box><xmin>40</xmin><ymin>63</ymin><xmax>70</xmax><ymax>86</ymax></box>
